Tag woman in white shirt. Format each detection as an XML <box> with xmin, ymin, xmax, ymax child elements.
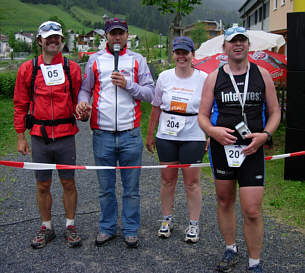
<box><xmin>146</xmin><ymin>36</ymin><xmax>208</xmax><ymax>243</ymax></box>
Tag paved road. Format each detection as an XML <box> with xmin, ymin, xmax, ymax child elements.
<box><xmin>0</xmin><ymin>121</ymin><xmax>304</xmax><ymax>273</ymax></box>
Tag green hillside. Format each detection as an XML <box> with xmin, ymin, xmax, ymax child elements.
<box><xmin>0</xmin><ymin>0</ymin><xmax>156</xmax><ymax>39</ymax></box>
<box><xmin>0</xmin><ymin>0</ymin><xmax>87</xmax><ymax>32</ymax></box>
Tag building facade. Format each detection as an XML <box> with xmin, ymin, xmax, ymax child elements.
<box><xmin>239</xmin><ymin>0</ymin><xmax>270</xmax><ymax>31</ymax></box>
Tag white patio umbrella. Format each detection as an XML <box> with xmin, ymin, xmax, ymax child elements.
<box><xmin>195</xmin><ymin>30</ymin><xmax>286</xmax><ymax>59</ymax></box>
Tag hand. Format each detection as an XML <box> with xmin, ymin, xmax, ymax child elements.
<box><xmin>17</xmin><ymin>134</ymin><xmax>30</xmax><ymax>155</ymax></box>
<box><xmin>146</xmin><ymin>134</ymin><xmax>156</xmax><ymax>153</ymax></box>
<box><xmin>242</xmin><ymin>132</ymin><xmax>268</xmax><ymax>156</ymax></box>
<box><xmin>111</xmin><ymin>71</ymin><xmax>127</xmax><ymax>89</ymax></box>
<box><xmin>209</xmin><ymin>127</ymin><xmax>237</xmax><ymax>146</ymax></box>
<box><xmin>76</xmin><ymin>101</ymin><xmax>92</xmax><ymax>121</ymax></box>
<box><xmin>205</xmin><ymin>137</ymin><xmax>210</xmax><ymax>152</ymax></box>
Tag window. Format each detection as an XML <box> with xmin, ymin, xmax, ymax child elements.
<box><xmin>259</xmin><ymin>7</ymin><xmax>263</xmax><ymax>21</ymax></box>
<box><xmin>255</xmin><ymin>10</ymin><xmax>258</xmax><ymax>24</ymax></box>
<box><xmin>273</xmin><ymin>0</ymin><xmax>277</xmax><ymax>10</ymax></box>
<box><xmin>263</xmin><ymin>3</ymin><xmax>267</xmax><ymax>19</ymax></box>
<box><xmin>247</xmin><ymin>16</ymin><xmax>250</xmax><ymax>28</ymax></box>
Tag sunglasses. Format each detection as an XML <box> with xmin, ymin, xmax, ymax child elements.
<box><xmin>224</xmin><ymin>27</ymin><xmax>247</xmax><ymax>36</ymax></box>
<box><xmin>106</xmin><ymin>18</ymin><xmax>127</xmax><ymax>26</ymax></box>
<box><xmin>39</xmin><ymin>22</ymin><xmax>62</xmax><ymax>32</ymax></box>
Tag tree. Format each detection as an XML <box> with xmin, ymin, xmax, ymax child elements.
<box><xmin>190</xmin><ymin>21</ymin><xmax>208</xmax><ymax>49</ymax></box>
<box><xmin>94</xmin><ymin>35</ymin><xmax>101</xmax><ymax>48</ymax></box>
<box><xmin>142</xmin><ymin>0</ymin><xmax>202</xmax><ymax>36</ymax></box>
<box><xmin>142</xmin><ymin>0</ymin><xmax>202</xmax><ymax>62</ymax></box>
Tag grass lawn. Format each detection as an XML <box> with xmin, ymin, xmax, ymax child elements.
<box><xmin>0</xmin><ymin>96</ymin><xmax>17</xmax><ymax>157</ymax></box>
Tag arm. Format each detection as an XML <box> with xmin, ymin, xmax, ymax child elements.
<box><xmin>13</xmin><ymin>63</ymin><xmax>31</xmax><ymax>155</ymax></box>
<box><xmin>243</xmin><ymin>67</ymin><xmax>281</xmax><ymax>156</ymax></box>
<box><xmin>76</xmin><ymin>55</ymin><xmax>95</xmax><ymax>120</ymax></box>
<box><xmin>146</xmin><ymin>106</ymin><xmax>161</xmax><ymax>153</ymax></box>
<box><xmin>198</xmin><ymin>70</ymin><xmax>237</xmax><ymax>146</ymax></box>
<box><xmin>112</xmin><ymin>54</ymin><xmax>154</xmax><ymax>102</ymax></box>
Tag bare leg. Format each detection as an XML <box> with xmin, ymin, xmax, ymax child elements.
<box><xmin>160</xmin><ymin>162</ymin><xmax>179</xmax><ymax>216</ymax></box>
<box><xmin>215</xmin><ymin>179</ymin><xmax>237</xmax><ymax>245</ymax></box>
<box><xmin>36</xmin><ymin>179</ymin><xmax>52</xmax><ymax>221</ymax></box>
<box><xmin>182</xmin><ymin>167</ymin><xmax>202</xmax><ymax>221</ymax></box>
<box><xmin>60</xmin><ymin>178</ymin><xmax>77</xmax><ymax>219</ymax></box>
<box><xmin>240</xmin><ymin>186</ymin><xmax>264</xmax><ymax>259</ymax></box>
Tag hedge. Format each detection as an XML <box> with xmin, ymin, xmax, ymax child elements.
<box><xmin>0</xmin><ymin>71</ymin><xmax>17</xmax><ymax>98</ymax></box>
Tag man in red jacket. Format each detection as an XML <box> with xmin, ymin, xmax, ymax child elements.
<box><xmin>13</xmin><ymin>21</ymin><xmax>82</xmax><ymax>249</ymax></box>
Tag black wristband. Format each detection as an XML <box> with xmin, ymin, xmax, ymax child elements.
<box><xmin>263</xmin><ymin>130</ymin><xmax>272</xmax><ymax>142</ymax></box>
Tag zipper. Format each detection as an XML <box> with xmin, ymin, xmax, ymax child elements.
<box><xmin>50</xmin><ymin>86</ymin><xmax>54</xmax><ymax>140</ymax></box>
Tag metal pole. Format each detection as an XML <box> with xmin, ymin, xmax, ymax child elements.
<box><xmin>160</xmin><ymin>33</ymin><xmax>162</xmax><ymax>61</ymax></box>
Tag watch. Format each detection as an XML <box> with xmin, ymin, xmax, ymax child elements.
<box><xmin>263</xmin><ymin>130</ymin><xmax>272</xmax><ymax>142</ymax></box>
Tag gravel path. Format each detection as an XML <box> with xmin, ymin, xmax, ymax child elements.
<box><xmin>0</xmin><ymin>121</ymin><xmax>304</xmax><ymax>273</ymax></box>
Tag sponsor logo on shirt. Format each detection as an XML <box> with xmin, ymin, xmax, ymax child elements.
<box><xmin>221</xmin><ymin>91</ymin><xmax>261</xmax><ymax>103</ymax></box>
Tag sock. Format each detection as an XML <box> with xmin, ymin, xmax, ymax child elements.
<box><xmin>66</xmin><ymin>218</ymin><xmax>75</xmax><ymax>227</ymax></box>
<box><xmin>226</xmin><ymin>243</ymin><xmax>237</xmax><ymax>253</ymax></box>
<box><xmin>249</xmin><ymin>258</ymin><xmax>260</xmax><ymax>268</ymax></box>
<box><xmin>189</xmin><ymin>220</ymin><xmax>199</xmax><ymax>226</ymax></box>
<box><xmin>42</xmin><ymin>220</ymin><xmax>51</xmax><ymax>229</ymax></box>
<box><xmin>163</xmin><ymin>215</ymin><xmax>172</xmax><ymax>221</ymax></box>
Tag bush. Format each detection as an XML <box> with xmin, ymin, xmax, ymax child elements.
<box><xmin>0</xmin><ymin>72</ymin><xmax>17</xmax><ymax>98</ymax></box>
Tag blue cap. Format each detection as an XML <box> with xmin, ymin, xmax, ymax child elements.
<box><xmin>173</xmin><ymin>36</ymin><xmax>194</xmax><ymax>52</ymax></box>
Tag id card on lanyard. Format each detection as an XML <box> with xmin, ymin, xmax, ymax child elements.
<box><xmin>40</xmin><ymin>64</ymin><xmax>65</xmax><ymax>86</ymax></box>
<box><xmin>227</xmin><ymin>64</ymin><xmax>250</xmax><ymax>124</ymax></box>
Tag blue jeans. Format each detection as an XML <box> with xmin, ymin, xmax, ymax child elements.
<box><xmin>93</xmin><ymin>127</ymin><xmax>143</xmax><ymax>237</ymax></box>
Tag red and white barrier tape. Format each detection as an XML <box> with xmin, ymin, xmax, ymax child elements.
<box><xmin>0</xmin><ymin>151</ymin><xmax>304</xmax><ymax>170</ymax></box>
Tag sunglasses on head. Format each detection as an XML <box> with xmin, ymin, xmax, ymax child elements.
<box><xmin>40</xmin><ymin>22</ymin><xmax>62</xmax><ymax>32</ymax></box>
<box><xmin>224</xmin><ymin>26</ymin><xmax>247</xmax><ymax>36</ymax></box>
<box><xmin>106</xmin><ymin>18</ymin><xmax>127</xmax><ymax>25</ymax></box>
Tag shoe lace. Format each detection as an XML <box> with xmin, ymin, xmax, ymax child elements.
<box><xmin>223</xmin><ymin>249</ymin><xmax>236</xmax><ymax>262</ymax></box>
<box><xmin>67</xmin><ymin>225</ymin><xmax>78</xmax><ymax>238</ymax></box>
<box><xmin>187</xmin><ymin>224</ymin><xmax>198</xmax><ymax>235</ymax></box>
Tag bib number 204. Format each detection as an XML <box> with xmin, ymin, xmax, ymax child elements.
<box><xmin>167</xmin><ymin>120</ymin><xmax>179</xmax><ymax>129</ymax></box>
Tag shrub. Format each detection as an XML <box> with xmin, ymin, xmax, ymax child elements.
<box><xmin>0</xmin><ymin>72</ymin><xmax>17</xmax><ymax>98</ymax></box>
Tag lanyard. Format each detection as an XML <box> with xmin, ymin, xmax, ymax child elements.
<box><xmin>227</xmin><ymin>63</ymin><xmax>250</xmax><ymax>124</ymax></box>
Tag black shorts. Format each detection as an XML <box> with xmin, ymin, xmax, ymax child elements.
<box><xmin>31</xmin><ymin>135</ymin><xmax>76</xmax><ymax>181</ymax></box>
<box><xmin>209</xmin><ymin>138</ymin><xmax>265</xmax><ymax>187</ymax></box>
<box><xmin>156</xmin><ymin>137</ymin><xmax>206</xmax><ymax>164</ymax></box>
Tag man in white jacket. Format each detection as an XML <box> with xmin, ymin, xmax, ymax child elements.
<box><xmin>77</xmin><ymin>18</ymin><xmax>154</xmax><ymax>248</ymax></box>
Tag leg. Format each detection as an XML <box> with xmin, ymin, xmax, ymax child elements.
<box><xmin>215</xmin><ymin>179</ymin><xmax>237</xmax><ymax>246</ymax></box>
<box><xmin>36</xmin><ymin>179</ymin><xmax>52</xmax><ymax>221</ymax></box>
<box><xmin>239</xmin><ymin>186</ymin><xmax>264</xmax><ymax>259</ymax></box>
<box><xmin>160</xmin><ymin>165</ymin><xmax>179</xmax><ymax>217</ymax></box>
<box><xmin>181</xmin><ymin>167</ymin><xmax>202</xmax><ymax>221</ymax></box>
<box><xmin>93</xmin><ymin>130</ymin><xmax>118</xmax><ymax>236</ymax></box>
<box><xmin>60</xmin><ymin>178</ymin><xmax>77</xmax><ymax>219</ymax></box>
<box><xmin>119</xmin><ymin>128</ymin><xmax>143</xmax><ymax>237</ymax></box>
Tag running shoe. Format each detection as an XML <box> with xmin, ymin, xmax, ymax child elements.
<box><xmin>184</xmin><ymin>224</ymin><xmax>200</xmax><ymax>243</ymax></box>
<box><xmin>64</xmin><ymin>225</ymin><xmax>82</xmax><ymax>248</ymax></box>
<box><xmin>247</xmin><ymin>263</ymin><xmax>263</xmax><ymax>273</ymax></box>
<box><xmin>95</xmin><ymin>232</ymin><xmax>116</xmax><ymax>246</ymax></box>
<box><xmin>158</xmin><ymin>218</ymin><xmax>174</xmax><ymax>238</ymax></box>
<box><xmin>216</xmin><ymin>248</ymin><xmax>239</xmax><ymax>272</ymax></box>
<box><xmin>124</xmin><ymin>236</ymin><xmax>139</xmax><ymax>248</ymax></box>
<box><xmin>31</xmin><ymin>225</ymin><xmax>56</xmax><ymax>249</ymax></box>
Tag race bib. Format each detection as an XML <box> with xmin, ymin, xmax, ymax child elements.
<box><xmin>160</xmin><ymin>113</ymin><xmax>185</xmax><ymax>136</ymax></box>
<box><xmin>224</xmin><ymin>145</ymin><xmax>247</xmax><ymax>167</ymax></box>
<box><xmin>40</xmin><ymin>64</ymin><xmax>65</xmax><ymax>86</ymax></box>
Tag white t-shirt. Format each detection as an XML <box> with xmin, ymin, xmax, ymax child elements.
<box><xmin>152</xmin><ymin>68</ymin><xmax>207</xmax><ymax>141</ymax></box>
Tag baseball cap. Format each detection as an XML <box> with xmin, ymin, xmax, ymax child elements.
<box><xmin>37</xmin><ymin>21</ymin><xmax>63</xmax><ymax>38</ymax></box>
<box><xmin>105</xmin><ymin>18</ymin><xmax>128</xmax><ymax>33</ymax></box>
<box><xmin>173</xmin><ymin>36</ymin><xmax>195</xmax><ymax>52</ymax></box>
<box><xmin>224</xmin><ymin>26</ymin><xmax>249</xmax><ymax>41</ymax></box>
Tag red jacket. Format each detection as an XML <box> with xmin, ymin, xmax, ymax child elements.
<box><xmin>14</xmin><ymin>53</ymin><xmax>82</xmax><ymax>139</ymax></box>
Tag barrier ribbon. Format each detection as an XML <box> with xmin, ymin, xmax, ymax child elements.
<box><xmin>0</xmin><ymin>151</ymin><xmax>304</xmax><ymax>170</ymax></box>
